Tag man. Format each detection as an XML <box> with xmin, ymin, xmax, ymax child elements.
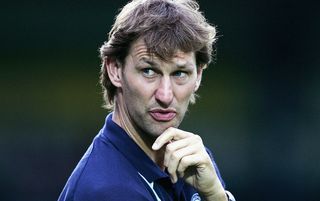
<box><xmin>58</xmin><ymin>0</ymin><xmax>235</xmax><ymax>200</ymax></box>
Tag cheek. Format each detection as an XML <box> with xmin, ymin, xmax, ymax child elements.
<box><xmin>174</xmin><ymin>82</ymin><xmax>197</xmax><ymax>102</ymax></box>
<box><xmin>124</xmin><ymin>77</ymin><xmax>154</xmax><ymax>103</ymax></box>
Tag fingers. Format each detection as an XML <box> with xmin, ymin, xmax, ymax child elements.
<box><xmin>163</xmin><ymin>137</ymin><xmax>193</xmax><ymax>167</ymax></box>
<box><xmin>165</xmin><ymin>142</ymin><xmax>201</xmax><ymax>183</ymax></box>
<box><xmin>151</xmin><ymin>128</ymin><xmax>221</xmax><ymax>196</ymax></box>
<box><xmin>152</xmin><ymin>127</ymin><xmax>208</xmax><ymax>183</ymax></box>
<box><xmin>176</xmin><ymin>154</ymin><xmax>204</xmax><ymax>178</ymax></box>
<box><xmin>152</xmin><ymin>127</ymin><xmax>191</xmax><ymax>150</ymax></box>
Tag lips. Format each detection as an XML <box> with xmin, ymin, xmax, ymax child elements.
<box><xmin>149</xmin><ymin>109</ymin><xmax>176</xmax><ymax>122</ymax></box>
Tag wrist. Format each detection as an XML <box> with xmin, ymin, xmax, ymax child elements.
<box><xmin>200</xmin><ymin>190</ymin><xmax>228</xmax><ymax>201</ymax></box>
<box><xmin>199</xmin><ymin>183</ymin><xmax>227</xmax><ymax>201</ymax></box>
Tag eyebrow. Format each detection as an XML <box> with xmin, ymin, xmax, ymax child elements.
<box><xmin>139</xmin><ymin>57</ymin><xmax>160</xmax><ymax>68</ymax></box>
<box><xmin>176</xmin><ymin>62</ymin><xmax>195</xmax><ymax>69</ymax></box>
<box><xmin>140</xmin><ymin>57</ymin><xmax>195</xmax><ymax>70</ymax></box>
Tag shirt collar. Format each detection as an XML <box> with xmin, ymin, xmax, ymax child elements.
<box><xmin>101</xmin><ymin>113</ymin><xmax>169</xmax><ymax>183</ymax></box>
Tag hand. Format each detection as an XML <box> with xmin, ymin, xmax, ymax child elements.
<box><xmin>152</xmin><ymin>127</ymin><xmax>227</xmax><ymax>201</ymax></box>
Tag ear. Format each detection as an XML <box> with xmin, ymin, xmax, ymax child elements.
<box><xmin>105</xmin><ymin>57</ymin><xmax>122</xmax><ymax>88</ymax></box>
<box><xmin>194</xmin><ymin>67</ymin><xmax>203</xmax><ymax>92</ymax></box>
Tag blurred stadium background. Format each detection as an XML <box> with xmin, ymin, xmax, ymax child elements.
<box><xmin>1</xmin><ymin>0</ymin><xmax>319</xmax><ymax>200</ymax></box>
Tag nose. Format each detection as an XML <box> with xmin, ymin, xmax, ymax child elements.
<box><xmin>155</xmin><ymin>76</ymin><xmax>174</xmax><ymax>107</ymax></box>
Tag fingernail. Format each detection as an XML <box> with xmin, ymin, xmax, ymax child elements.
<box><xmin>152</xmin><ymin>142</ymin><xmax>159</xmax><ymax>150</ymax></box>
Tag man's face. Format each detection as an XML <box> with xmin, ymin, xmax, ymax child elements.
<box><xmin>118</xmin><ymin>39</ymin><xmax>202</xmax><ymax>138</ymax></box>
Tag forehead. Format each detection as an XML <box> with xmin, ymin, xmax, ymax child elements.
<box><xmin>128</xmin><ymin>38</ymin><xmax>196</xmax><ymax>65</ymax></box>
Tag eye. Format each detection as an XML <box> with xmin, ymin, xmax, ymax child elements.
<box><xmin>142</xmin><ymin>68</ymin><xmax>156</xmax><ymax>78</ymax></box>
<box><xmin>173</xmin><ymin>71</ymin><xmax>188</xmax><ymax>79</ymax></box>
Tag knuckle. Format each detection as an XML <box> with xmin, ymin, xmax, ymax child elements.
<box><xmin>167</xmin><ymin>167</ymin><xmax>174</xmax><ymax>174</ymax></box>
<box><xmin>166</xmin><ymin>143</ymin><xmax>174</xmax><ymax>152</ymax></box>
<box><xmin>168</xmin><ymin>127</ymin><xmax>175</xmax><ymax>132</ymax></box>
<box><xmin>177</xmin><ymin>160</ymin><xmax>188</xmax><ymax>174</ymax></box>
<box><xmin>193</xmin><ymin>134</ymin><xmax>202</xmax><ymax>142</ymax></box>
<box><xmin>186</xmin><ymin>131</ymin><xmax>195</xmax><ymax>137</ymax></box>
<box><xmin>180</xmin><ymin>157</ymin><xmax>189</xmax><ymax>166</ymax></box>
<box><xmin>172</xmin><ymin>152</ymin><xmax>180</xmax><ymax>160</ymax></box>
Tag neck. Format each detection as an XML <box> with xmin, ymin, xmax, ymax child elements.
<box><xmin>112</xmin><ymin>97</ymin><xmax>165</xmax><ymax>169</ymax></box>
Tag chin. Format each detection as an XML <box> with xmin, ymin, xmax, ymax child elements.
<box><xmin>151</xmin><ymin>122</ymin><xmax>179</xmax><ymax>136</ymax></box>
<box><xmin>141</xmin><ymin>115</ymin><xmax>182</xmax><ymax>137</ymax></box>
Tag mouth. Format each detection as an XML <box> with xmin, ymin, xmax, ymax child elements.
<box><xmin>149</xmin><ymin>109</ymin><xmax>177</xmax><ymax>122</ymax></box>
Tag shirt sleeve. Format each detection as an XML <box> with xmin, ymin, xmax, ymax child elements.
<box><xmin>205</xmin><ymin>147</ymin><xmax>226</xmax><ymax>188</ymax></box>
<box><xmin>205</xmin><ymin>147</ymin><xmax>236</xmax><ymax>201</ymax></box>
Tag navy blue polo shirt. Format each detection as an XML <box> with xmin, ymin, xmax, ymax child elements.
<box><xmin>58</xmin><ymin>113</ymin><xmax>225</xmax><ymax>201</ymax></box>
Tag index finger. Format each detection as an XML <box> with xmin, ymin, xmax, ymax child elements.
<box><xmin>152</xmin><ymin>127</ymin><xmax>191</xmax><ymax>150</ymax></box>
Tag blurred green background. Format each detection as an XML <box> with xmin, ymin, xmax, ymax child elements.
<box><xmin>1</xmin><ymin>0</ymin><xmax>319</xmax><ymax>200</ymax></box>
